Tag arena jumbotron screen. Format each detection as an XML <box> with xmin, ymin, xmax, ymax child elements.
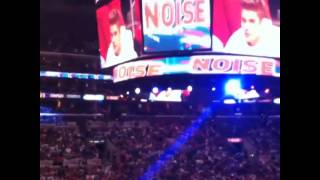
<box><xmin>96</xmin><ymin>0</ymin><xmax>280</xmax><ymax>74</ymax></box>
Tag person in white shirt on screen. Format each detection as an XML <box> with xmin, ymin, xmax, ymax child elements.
<box><xmin>105</xmin><ymin>9</ymin><xmax>137</xmax><ymax>67</ymax></box>
<box><xmin>224</xmin><ymin>0</ymin><xmax>280</xmax><ymax>57</ymax></box>
<box><xmin>212</xmin><ymin>35</ymin><xmax>224</xmax><ymax>52</ymax></box>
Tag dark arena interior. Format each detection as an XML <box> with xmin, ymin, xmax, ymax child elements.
<box><xmin>40</xmin><ymin>0</ymin><xmax>280</xmax><ymax>180</ymax></box>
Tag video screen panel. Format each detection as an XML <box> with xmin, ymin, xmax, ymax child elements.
<box><xmin>96</xmin><ymin>0</ymin><xmax>143</xmax><ymax>68</ymax></box>
<box><xmin>142</xmin><ymin>0</ymin><xmax>212</xmax><ymax>52</ymax></box>
<box><xmin>113</xmin><ymin>55</ymin><xmax>280</xmax><ymax>83</ymax></box>
<box><xmin>213</xmin><ymin>0</ymin><xmax>280</xmax><ymax>58</ymax></box>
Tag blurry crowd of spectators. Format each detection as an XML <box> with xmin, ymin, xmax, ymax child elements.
<box><xmin>40</xmin><ymin>116</ymin><xmax>279</xmax><ymax>180</ymax></box>
<box><xmin>40</xmin><ymin>123</ymin><xmax>103</xmax><ymax>180</ymax></box>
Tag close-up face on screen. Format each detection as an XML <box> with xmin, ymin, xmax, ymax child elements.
<box><xmin>215</xmin><ymin>0</ymin><xmax>280</xmax><ymax>58</ymax></box>
<box><xmin>96</xmin><ymin>0</ymin><xmax>143</xmax><ymax>68</ymax></box>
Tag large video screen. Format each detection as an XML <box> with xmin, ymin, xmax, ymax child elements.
<box><xmin>96</xmin><ymin>0</ymin><xmax>280</xmax><ymax>69</ymax></box>
<box><xmin>212</xmin><ymin>0</ymin><xmax>280</xmax><ymax>58</ymax></box>
<box><xmin>96</xmin><ymin>0</ymin><xmax>143</xmax><ymax>68</ymax></box>
<box><xmin>142</xmin><ymin>0</ymin><xmax>212</xmax><ymax>52</ymax></box>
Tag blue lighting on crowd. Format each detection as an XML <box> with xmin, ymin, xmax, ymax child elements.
<box><xmin>139</xmin><ymin>106</ymin><xmax>213</xmax><ymax>180</ymax></box>
<box><xmin>40</xmin><ymin>106</ymin><xmax>63</xmax><ymax>123</ymax></box>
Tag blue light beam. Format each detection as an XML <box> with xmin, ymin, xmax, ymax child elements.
<box><xmin>139</xmin><ymin>107</ymin><xmax>214</xmax><ymax>180</ymax></box>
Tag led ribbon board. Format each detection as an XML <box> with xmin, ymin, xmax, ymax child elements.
<box><xmin>113</xmin><ymin>55</ymin><xmax>280</xmax><ymax>83</ymax></box>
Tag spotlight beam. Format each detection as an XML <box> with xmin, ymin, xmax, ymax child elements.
<box><xmin>139</xmin><ymin>107</ymin><xmax>214</xmax><ymax>180</ymax></box>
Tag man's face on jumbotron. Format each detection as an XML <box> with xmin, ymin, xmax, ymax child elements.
<box><xmin>241</xmin><ymin>9</ymin><xmax>263</xmax><ymax>46</ymax></box>
<box><xmin>110</xmin><ymin>24</ymin><xmax>121</xmax><ymax>56</ymax></box>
